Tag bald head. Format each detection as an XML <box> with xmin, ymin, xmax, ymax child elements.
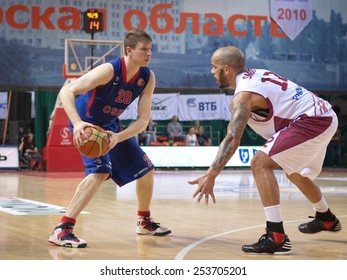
<box><xmin>210</xmin><ymin>46</ymin><xmax>246</xmax><ymax>89</ymax></box>
<box><xmin>212</xmin><ymin>46</ymin><xmax>245</xmax><ymax>72</ymax></box>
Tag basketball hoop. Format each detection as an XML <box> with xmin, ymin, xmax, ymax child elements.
<box><xmin>62</xmin><ymin>64</ymin><xmax>82</xmax><ymax>79</ymax></box>
<box><xmin>62</xmin><ymin>38</ymin><xmax>124</xmax><ymax>79</ymax></box>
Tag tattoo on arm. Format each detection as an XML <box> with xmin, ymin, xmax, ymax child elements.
<box><xmin>211</xmin><ymin>102</ymin><xmax>250</xmax><ymax>173</ymax></box>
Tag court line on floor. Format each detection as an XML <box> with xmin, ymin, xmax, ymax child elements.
<box><xmin>174</xmin><ymin>216</ymin><xmax>347</xmax><ymax>260</ymax></box>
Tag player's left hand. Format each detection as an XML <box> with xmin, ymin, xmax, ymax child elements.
<box><xmin>188</xmin><ymin>174</ymin><xmax>216</xmax><ymax>205</ymax></box>
<box><xmin>104</xmin><ymin>131</ymin><xmax>120</xmax><ymax>153</ymax></box>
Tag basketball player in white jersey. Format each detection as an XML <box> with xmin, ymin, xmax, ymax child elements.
<box><xmin>189</xmin><ymin>46</ymin><xmax>342</xmax><ymax>254</ymax></box>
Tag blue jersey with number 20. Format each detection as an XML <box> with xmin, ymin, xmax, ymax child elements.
<box><xmin>72</xmin><ymin>57</ymin><xmax>154</xmax><ymax>187</ymax></box>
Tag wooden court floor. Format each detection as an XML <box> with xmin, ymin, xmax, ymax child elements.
<box><xmin>0</xmin><ymin>168</ymin><xmax>346</xmax><ymax>260</ymax></box>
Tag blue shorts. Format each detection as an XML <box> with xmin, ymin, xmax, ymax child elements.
<box><xmin>73</xmin><ymin>121</ymin><xmax>154</xmax><ymax>187</ymax></box>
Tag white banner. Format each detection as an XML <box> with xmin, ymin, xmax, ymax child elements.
<box><xmin>30</xmin><ymin>91</ymin><xmax>35</xmax><ymax>118</ymax></box>
<box><xmin>119</xmin><ymin>94</ymin><xmax>179</xmax><ymax>121</ymax></box>
<box><xmin>1</xmin><ymin>260</ymin><xmax>346</xmax><ymax>280</ymax></box>
<box><xmin>224</xmin><ymin>95</ymin><xmax>233</xmax><ymax>121</ymax></box>
<box><xmin>142</xmin><ymin>146</ymin><xmax>260</xmax><ymax>167</ymax></box>
<box><xmin>270</xmin><ymin>0</ymin><xmax>313</xmax><ymax>40</ymax></box>
<box><xmin>0</xmin><ymin>92</ymin><xmax>7</xmax><ymax>119</ymax></box>
<box><xmin>119</xmin><ymin>94</ymin><xmax>235</xmax><ymax>121</ymax></box>
<box><xmin>0</xmin><ymin>145</ymin><xmax>19</xmax><ymax>170</ymax></box>
<box><xmin>150</xmin><ymin>93</ymin><xmax>179</xmax><ymax>120</ymax></box>
<box><xmin>178</xmin><ymin>94</ymin><xmax>226</xmax><ymax>121</ymax></box>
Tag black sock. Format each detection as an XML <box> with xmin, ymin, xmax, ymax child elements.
<box><xmin>316</xmin><ymin>209</ymin><xmax>335</xmax><ymax>221</ymax></box>
<box><xmin>266</xmin><ymin>221</ymin><xmax>285</xmax><ymax>234</ymax></box>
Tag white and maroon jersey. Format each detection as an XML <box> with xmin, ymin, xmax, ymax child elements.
<box><xmin>234</xmin><ymin>69</ymin><xmax>332</xmax><ymax>139</ymax></box>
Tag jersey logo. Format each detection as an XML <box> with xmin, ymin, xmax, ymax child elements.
<box><xmin>113</xmin><ymin>76</ymin><xmax>120</xmax><ymax>86</ymax></box>
<box><xmin>137</xmin><ymin>78</ymin><xmax>145</xmax><ymax>87</ymax></box>
<box><xmin>292</xmin><ymin>86</ymin><xmax>304</xmax><ymax>100</ymax></box>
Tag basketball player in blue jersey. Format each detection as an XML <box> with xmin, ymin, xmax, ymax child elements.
<box><xmin>48</xmin><ymin>29</ymin><xmax>171</xmax><ymax>248</ymax></box>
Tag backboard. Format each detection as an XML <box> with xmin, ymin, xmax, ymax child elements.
<box><xmin>48</xmin><ymin>38</ymin><xmax>124</xmax><ymax>136</ymax></box>
<box><xmin>62</xmin><ymin>38</ymin><xmax>124</xmax><ymax>78</ymax></box>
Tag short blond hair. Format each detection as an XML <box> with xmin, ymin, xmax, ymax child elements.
<box><xmin>124</xmin><ymin>29</ymin><xmax>152</xmax><ymax>55</ymax></box>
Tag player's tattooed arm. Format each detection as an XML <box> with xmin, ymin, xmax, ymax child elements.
<box><xmin>211</xmin><ymin>102</ymin><xmax>250</xmax><ymax>173</ymax></box>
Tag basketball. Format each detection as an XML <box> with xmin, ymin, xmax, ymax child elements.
<box><xmin>78</xmin><ymin>126</ymin><xmax>110</xmax><ymax>158</ymax></box>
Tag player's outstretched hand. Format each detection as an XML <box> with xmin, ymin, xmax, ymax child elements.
<box><xmin>188</xmin><ymin>174</ymin><xmax>216</xmax><ymax>205</ymax></box>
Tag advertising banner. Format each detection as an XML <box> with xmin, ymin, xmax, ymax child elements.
<box><xmin>150</xmin><ymin>93</ymin><xmax>179</xmax><ymax>120</ymax></box>
<box><xmin>142</xmin><ymin>146</ymin><xmax>260</xmax><ymax>167</ymax></box>
<box><xmin>0</xmin><ymin>145</ymin><xmax>19</xmax><ymax>170</ymax></box>
<box><xmin>119</xmin><ymin>93</ymin><xmax>179</xmax><ymax>121</ymax></box>
<box><xmin>0</xmin><ymin>92</ymin><xmax>7</xmax><ymax>119</ymax></box>
<box><xmin>178</xmin><ymin>94</ymin><xmax>226</xmax><ymax>121</ymax></box>
<box><xmin>0</xmin><ymin>0</ymin><xmax>345</xmax><ymax>90</ymax></box>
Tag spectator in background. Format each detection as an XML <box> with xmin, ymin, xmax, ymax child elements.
<box><xmin>193</xmin><ymin>120</ymin><xmax>202</xmax><ymax>134</ymax></box>
<box><xmin>146</xmin><ymin>118</ymin><xmax>157</xmax><ymax>144</ymax></box>
<box><xmin>186</xmin><ymin>127</ymin><xmax>199</xmax><ymax>146</ymax></box>
<box><xmin>18</xmin><ymin>132</ymin><xmax>44</xmax><ymax>170</ymax></box>
<box><xmin>137</xmin><ymin>130</ymin><xmax>151</xmax><ymax>146</ymax></box>
<box><xmin>167</xmin><ymin>115</ymin><xmax>186</xmax><ymax>143</ymax></box>
<box><xmin>129</xmin><ymin>119</ymin><xmax>150</xmax><ymax>146</ymax></box>
<box><xmin>196</xmin><ymin>126</ymin><xmax>212</xmax><ymax>146</ymax></box>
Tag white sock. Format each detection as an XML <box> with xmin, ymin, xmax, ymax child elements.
<box><xmin>264</xmin><ymin>204</ymin><xmax>282</xmax><ymax>223</ymax></box>
<box><xmin>312</xmin><ymin>197</ymin><xmax>329</xmax><ymax>213</ymax></box>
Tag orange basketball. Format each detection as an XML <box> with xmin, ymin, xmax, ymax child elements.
<box><xmin>78</xmin><ymin>126</ymin><xmax>110</xmax><ymax>158</ymax></box>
